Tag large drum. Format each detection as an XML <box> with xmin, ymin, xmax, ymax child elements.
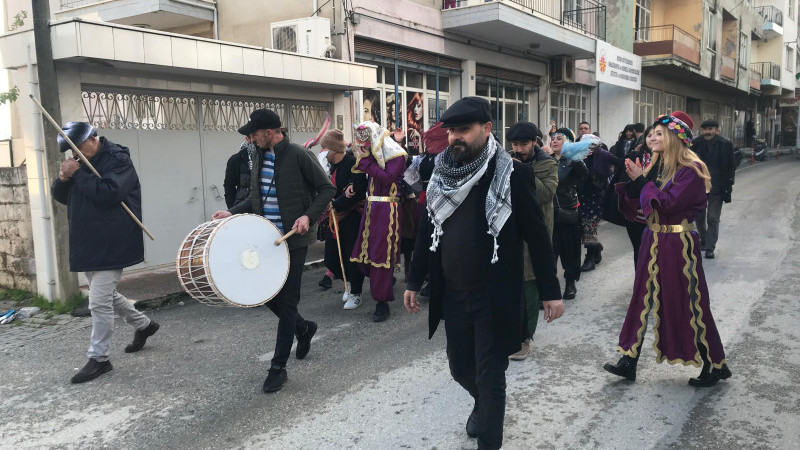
<box><xmin>176</xmin><ymin>214</ymin><xmax>290</xmax><ymax>307</ymax></box>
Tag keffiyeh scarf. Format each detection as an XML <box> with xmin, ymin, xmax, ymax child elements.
<box><xmin>426</xmin><ymin>137</ymin><xmax>513</xmax><ymax>263</ymax></box>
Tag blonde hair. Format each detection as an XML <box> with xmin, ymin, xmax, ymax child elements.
<box><xmin>643</xmin><ymin>124</ymin><xmax>711</xmax><ymax>192</ymax></box>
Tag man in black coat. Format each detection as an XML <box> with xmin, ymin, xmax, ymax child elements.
<box><xmin>692</xmin><ymin>119</ymin><xmax>736</xmax><ymax>259</ymax></box>
<box><xmin>404</xmin><ymin>97</ymin><xmax>564</xmax><ymax>450</ymax></box>
<box><xmin>51</xmin><ymin>122</ymin><xmax>159</xmax><ymax>384</ymax></box>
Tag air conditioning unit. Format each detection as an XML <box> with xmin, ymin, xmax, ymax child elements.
<box><xmin>271</xmin><ymin>17</ymin><xmax>332</xmax><ymax>57</ymax></box>
<box><xmin>552</xmin><ymin>57</ymin><xmax>575</xmax><ymax>84</ymax></box>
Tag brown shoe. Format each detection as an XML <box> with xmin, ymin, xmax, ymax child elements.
<box><xmin>509</xmin><ymin>339</ymin><xmax>531</xmax><ymax>361</ymax></box>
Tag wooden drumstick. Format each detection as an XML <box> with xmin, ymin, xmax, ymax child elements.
<box><xmin>274</xmin><ymin>228</ymin><xmax>297</xmax><ymax>246</ymax></box>
<box><xmin>330</xmin><ymin>210</ymin><xmax>349</xmax><ymax>294</ymax></box>
<box><xmin>29</xmin><ymin>94</ymin><xmax>156</xmax><ymax>241</ymax></box>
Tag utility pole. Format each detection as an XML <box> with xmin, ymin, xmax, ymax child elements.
<box><xmin>31</xmin><ymin>0</ymin><xmax>78</xmax><ymax>302</ymax></box>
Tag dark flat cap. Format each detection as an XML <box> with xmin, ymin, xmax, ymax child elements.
<box><xmin>506</xmin><ymin>122</ymin><xmax>540</xmax><ymax>142</ymax></box>
<box><xmin>700</xmin><ymin>119</ymin><xmax>719</xmax><ymax>128</ymax></box>
<box><xmin>440</xmin><ymin>96</ymin><xmax>491</xmax><ymax>128</ymax></box>
<box><xmin>57</xmin><ymin>122</ymin><xmax>97</xmax><ymax>152</ymax></box>
<box><xmin>238</xmin><ymin>108</ymin><xmax>282</xmax><ymax>135</ymax></box>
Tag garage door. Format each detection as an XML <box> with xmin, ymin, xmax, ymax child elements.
<box><xmin>81</xmin><ymin>89</ymin><xmax>331</xmax><ymax>269</ymax></box>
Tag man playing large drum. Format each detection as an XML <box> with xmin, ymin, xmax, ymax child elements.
<box><xmin>213</xmin><ymin>108</ymin><xmax>335</xmax><ymax>393</ymax></box>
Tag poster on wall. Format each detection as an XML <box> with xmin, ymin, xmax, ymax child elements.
<box><xmin>386</xmin><ymin>92</ymin><xmax>402</xmax><ymax>133</ymax></box>
<box><xmin>406</xmin><ymin>92</ymin><xmax>424</xmax><ymax>155</ymax></box>
<box><xmin>362</xmin><ymin>90</ymin><xmax>382</xmax><ymax>125</ymax></box>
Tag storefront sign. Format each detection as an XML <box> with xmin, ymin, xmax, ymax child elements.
<box><xmin>779</xmin><ymin>95</ymin><xmax>800</xmax><ymax>107</ymax></box>
<box><xmin>596</xmin><ymin>41</ymin><xmax>641</xmax><ymax>91</ymax></box>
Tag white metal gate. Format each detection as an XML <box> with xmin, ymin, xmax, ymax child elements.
<box><xmin>80</xmin><ymin>88</ymin><xmax>331</xmax><ymax>269</ymax></box>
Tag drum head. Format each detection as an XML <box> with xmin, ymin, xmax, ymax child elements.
<box><xmin>207</xmin><ymin>215</ymin><xmax>289</xmax><ymax>306</ymax></box>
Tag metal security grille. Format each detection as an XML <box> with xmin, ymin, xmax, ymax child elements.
<box><xmin>81</xmin><ymin>88</ymin><xmax>330</xmax><ymax>136</ymax></box>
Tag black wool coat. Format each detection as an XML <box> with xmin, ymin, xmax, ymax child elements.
<box><xmin>407</xmin><ymin>154</ymin><xmax>562</xmax><ymax>356</ymax></box>
<box><xmin>51</xmin><ymin>137</ymin><xmax>144</xmax><ymax>272</ymax></box>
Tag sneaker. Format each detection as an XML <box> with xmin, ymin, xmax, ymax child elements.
<box><xmin>71</xmin><ymin>358</ymin><xmax>113</xmax><ymax>384</ymax></box>
<box><xmin>373</xmin><ymin>302</ymin><xmax>390</xmax><ymax>322</ymax></box>
<box><xmin>509</xmin><ymin>339</ymin><xmax>531</xmax><ymax>361</ymax></box>
<box><xmin>342</xmin><ymin>283</ymin><xmax>352</xmax><ymax>302</ymax></box>
<box><xmin>295</xmin><ymin>321</ymin><xmax>317</xmax><ymax>360</ymax></box>
<box><xmin>125</xmin><ymin>321</ymin><xmax>160</xmax><ymax>353</ymax></box>
<box><xmin>343</xmin><ymin>294</ymin><xmax>362</xmax><ymax>310</ymax></box>
<box><xmin>263</xmin><ymin>367</ymin><xmax>288</xmax><ymax>393</ymax></box>
<box><xmin>319</xmin><ymin>274</ymin><xmax>333</xmax><ymax>289</ymax></box>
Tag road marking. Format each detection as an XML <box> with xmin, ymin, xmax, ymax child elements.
<box><xmin>257</xmin><ymin>322</ymin><xmax>354</xmax><ymax>362</ymax></box>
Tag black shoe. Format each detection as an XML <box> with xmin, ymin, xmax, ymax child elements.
<box><xmin>263</xmin><ymin>367</ymin><xmax>288</xmax><ymax>393</ymax></box>
<box><xmin>580</xmin><ymin>250</ymin><xmax>596</xmax><ymax>272</ymax></box>
<box><xmin>603</xmin><ymin>355</ymin><xmax>638</xmax><ymax>381</ymax></box>
<box><xmin>689</xmin><ymin>364</ymin><xmax>731</xmax><ymax>387</ymax></box>
<box><xmin>295</xmin><ymin>321</ymin><xmax>317</xmax><ymax>360</ymax></box>
<box><xmin>705</xmin><ymin>250</ymin><xmax>715</xmax><ymax>259</ymax></box>
<box><xmin>125</xmin><ymin>321</ymin><xmax>159</xmax><ymax>353</ymax></box>
<box><xmin>318</xmin><ymin>274</ymin><xmax>332</xmax><ymax>289</ymax></box>
<box><xmin>563</xmin><ymin>280</ymin><xmax>577</xmax><ymax>300</ymax></box>
<box><xmin>373</xmin><ymin>302</ymin><xmax>390</xmax><ymax>322</ymax></box>
<box><xmin>466</xmin><ymin>403</ymin><xmax>479</xmax><ymax>438</ymax></box>
<box><xmin>594</xmin><ymin>243</ymin><xmax>604</xmax><ymax>264</ymax></box>
<box><xmin>419</xmin><ymin>283</ymin><xmax>431</xmax><ymax>297</ymax></box>
<box><xmin>71</xmin><ymin>358</ymin><xmax>113</xmax><ymax>384</ymax></box>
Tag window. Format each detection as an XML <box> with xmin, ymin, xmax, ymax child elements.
<box><xmin>786</xmin><ymin>45</ymin><xmax>794</xmax><ymax>71</ymax></box>
<box><xmin>664</xmin><ymin>93</ymin><xmax>685</xmax><ymax>115</ymax></box>
<box><xmin>477</xmin><ymin>81</ymin><xmax>527</xmax><ymax>147</ymax></box>
<box><xmin>790</xmin><ymin>0</ymin><xmax>795</xmax><ymax>20</ymax></box>
<box><xmin>635</xmin><ymin>0</ymin><xmax>651</xmax><ymax>42</ymax></box>
<box><xmin>550</xmin><ymin>85</ymin><xmax>591</xmax><ymax>134</ymax></box>
<box><xmin>705</xmin><ymin>9</ymin><xmax>717</xmax><ymax>52</ymax></box>
<box><xmin>738</xmin><ymin>32</ymin><xmax>749</xmax><ymax>68</ymax></box>
<box><xmin>634</xmin><ymin>87</ymin><xmax>661</xmax><ymax>124</ymax></box>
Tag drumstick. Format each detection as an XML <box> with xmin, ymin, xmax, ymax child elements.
<box><xmin>29</xmin><ymin>95</ymin><xmax>156</xmax><ymax>241</ymax></box>
<box><xmin>330</xmin><ymin>210</ymin><xmax>349</xmax><ymax>294</ymax></box>
<box><xmin>274</xmin><ymin>228</ymin><xmax>297</xmax><ymax>246</ymax></box>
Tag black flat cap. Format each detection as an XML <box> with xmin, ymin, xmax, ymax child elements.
<box><xmin>57</xmin><ymin>122</ymin><xmax>97</xmax><ymax>152</ymax></box>
<box><xmin>700</xmin><ymin>119</ymin><xmax>719</xmax><ymax>128</ymax></box>
<box><xmin>238</xmin><ymin>108</ymin><xmax>282</xmax><ymax>135</ymax></box>
<box><xmin>440</xmin><ymin>96</ymin><xmax>491</xmax><ymax>128</ymax></box>
<box><xmin>506</xmin><ymin>122</ymin><xmax>540</xmax><ymax>142</ymax></box>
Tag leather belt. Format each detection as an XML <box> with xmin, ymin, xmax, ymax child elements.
<box><xmin>367</xmin><ymin>196</ymin><xmax>399</xmax><ymax>203</ymax></box>
<box><xmin>648</xmin><ymin>222</ymin><xmax>695</xmax><ymax>233</ymax></box>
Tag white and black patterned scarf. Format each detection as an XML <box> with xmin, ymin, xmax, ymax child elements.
<box><xmin>426</xmin><ymin>137</ymin><xmax>513</xmax><ymax>263</ymax></box>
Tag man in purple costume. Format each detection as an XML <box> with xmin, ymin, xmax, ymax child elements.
<box><xmin>350</xmin><ymin>121</ymin><xmax>408</xmax><ymax>322</ymax></box>
<box><xmin>604</xmin><ymin>111</ymin><xmax>732</xmax><ymax>388</ymax></box>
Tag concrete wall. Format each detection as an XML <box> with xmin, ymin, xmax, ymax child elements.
<box><xmin>0</xmin><ymin>166</ymin><xmax>36</xmax><ymax>291</ymax></box>
<box><xmin>653</xmin><ymin>0</ymin><xmax>703</xmax><ymax>39</ymax></box>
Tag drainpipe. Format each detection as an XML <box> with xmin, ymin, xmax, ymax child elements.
<box><xmin>313</xmin><ymin>0</ymin><xmax>318</xmax><ymax>16</ymax></box>
<box><xmin>27</xmin><ymin>44</ymin><xmax>56</xmax><ymax>302</ymax></box>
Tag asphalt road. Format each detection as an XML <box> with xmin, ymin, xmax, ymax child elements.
<box><xmin>2</xmin><ymin>158</ymin><xmax>799</xmax><ymax>449</ymax></box>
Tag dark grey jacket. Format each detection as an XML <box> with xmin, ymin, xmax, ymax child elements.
<box><xmin>229</xmin><ymin>136</ymin><xmax>335</xmax><ymax>250</ymax></box>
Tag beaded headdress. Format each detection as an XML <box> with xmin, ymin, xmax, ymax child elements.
<box><xmin>654</xmin><ymin>114</ymin><xmax>693</xmax><ymax>148</ymax></box>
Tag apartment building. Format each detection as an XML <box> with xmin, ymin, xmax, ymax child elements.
<box><xmin>632</xmin><ymin>0</ymin><xmax>798</xmax><ymax>147</ymax></box>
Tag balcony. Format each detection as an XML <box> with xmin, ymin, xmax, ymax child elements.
<box><xmin>750</xmin><ymin>62</ymin><xmax>781</xmax><ymax>88</ymax></box>
<box><xmin>634</xmin><ymin>25</ymin><xmax>700</xmax><ymax>67</ymax></box>
<box><xmin>720</xmin><ymin>55</ymin><xmax>736</xmax><ymax>81</ymax></box>
<box><xmin>57</xmin><ymin>0</ymin><xmax>215</xmax><ymax>31</ymax></box>
<box><xmin>754</xmin><ymin>5</ymin><xmax>783</xmax><ymax>38</ymax></box>
<box><xmin>441</xmin><ymin>0</ymin><xmax>604</xmax><ymax>59</ymax></box>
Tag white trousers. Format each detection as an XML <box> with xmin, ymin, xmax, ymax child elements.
<box><xmin>86</xmin><ymin>270</ymin><xmax>150</xmax><ymax>361</ymax></box>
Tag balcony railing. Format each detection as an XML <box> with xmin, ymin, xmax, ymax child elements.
<box><xmin>749</xmin><ymin>69</ymin><xmax>761</xmax><ymax>91</ymax></box>
<box><xmin>633</xmin><ymin>25</ymin><xmax>700</xmax><ymax>66</ymax></box>
<box><xmin>754</xmin><ymin>6</ymin><xmax>784</xmax><ymax>26</ymax></box>
<box><xmin>750</xmin><ymin>62</ymin><xmax>781</xmax><ymax>81</ymax></box>
<box><xmin>720</xmin><ymin>55</ymin><xmax>736</xmax><ymax>80</ymax></box>
<box><xmin>442</xmin><ymin>0</ymin><xmax>606</xmax><ymax>40</ymax></box>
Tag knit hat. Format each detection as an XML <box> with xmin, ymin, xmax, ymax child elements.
<box><xmin>553</xmin><ymin>127</ymin><xmax>576</xmax><ymax>142</ymax></box>
<box><xmin>653</xmin><ymin>111</ymin><xmax>693</xmax><ymax>147</ymax></box>
<box><xmin>320</xmin><ymin>129</ymin><xmax>346</xmax><ymax>153</ymax></box>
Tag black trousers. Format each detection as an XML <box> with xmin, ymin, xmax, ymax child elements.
<box><xmin>625</xmin><ymin>221</ymin><xmax>647</xmax><ymax>267</ymax></box>
<box><xmin>552</xmin><ymin>221</ymin><xmax>582</xmax><ymax>282</ymax></box>
<box><xmin>266</xmin><ymin>246</ymin><xmax>309</xmax><ymax>368</ymax></box>
<box><xmin>443</xmin><ymin>288</ymin><xmax>509</xmax><ymax>450</ymax></box>
<box><xmin>324</xmin><ymin>213</ymin><xmax>365</xmax><ymax>294</ymax></box>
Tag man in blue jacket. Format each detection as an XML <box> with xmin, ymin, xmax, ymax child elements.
<box><xmin>51</xmin><ymin>122</ymin><xmax>159</xmax><ymax>384</ymax></box>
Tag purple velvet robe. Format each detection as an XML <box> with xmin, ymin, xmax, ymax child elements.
<box><xmin>615</xmin><ymin>165</ymin><xmax>727</xmax><ymax>368</ymax></box>
<box><xmin>350</xmin><ymin>155</ymin><xmax>405</xmax><ymax>301</ymax></box>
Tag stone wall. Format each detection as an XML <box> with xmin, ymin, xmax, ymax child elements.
<box><xmin>0</xmin><ymin>166</ymin><xmax>36</xmax><ymax>291</ymax></box>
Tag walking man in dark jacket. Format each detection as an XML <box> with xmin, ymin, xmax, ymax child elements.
<box><xmin>212</xmin><ymin>108</ymin><xmax>335</xmax><ymax>393</ymax></box>
<box><xmin>404</xmin><ymin>98</ymin><xmax>564</xmax><ymax>450</ymax></box>
<box><xmin>692</xmin><ymin>119</ymin><xmax>736</xmax><ymax>259</ymax></box>
<box><xmin>51</xmin><ymin>122</ymin><xmax>159</xmax><ymax>384</ymax></box>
